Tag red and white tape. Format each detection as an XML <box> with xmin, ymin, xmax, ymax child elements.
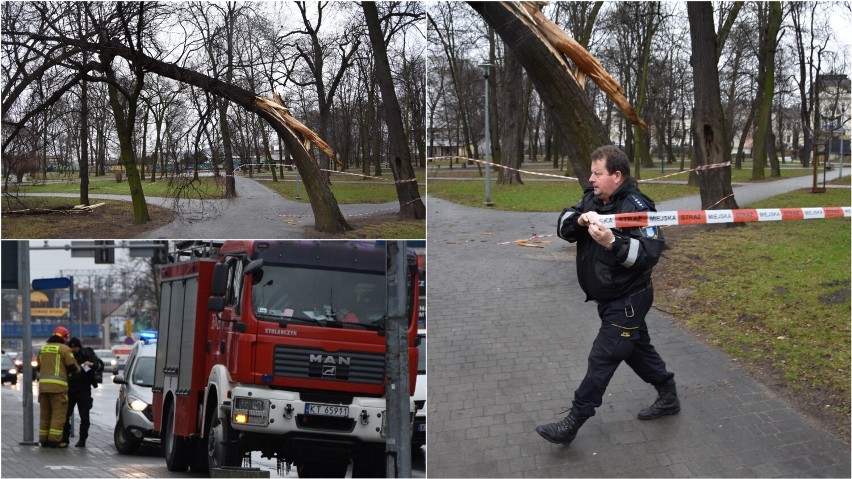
<box><xmin>598</xmin><ymin>207</ymin><xmax>851</xmax><ymax>229</ymax></box>
<box><xmin>428</xmin><ymin>155</ymin><xmax>730</xmax><ymax>183</ymax></box>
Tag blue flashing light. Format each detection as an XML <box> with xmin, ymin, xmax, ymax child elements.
<box><xmin>262</xmin><ymin>374</ymin><xmax>273</xmax><ymax>383</ymax></box>
<box><xmin>139</xmin><ymin>330</ymin><xmax>158</xmax><ymax>341</ymax></box>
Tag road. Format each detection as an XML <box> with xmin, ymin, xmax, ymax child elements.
<box><xmin>1</xmin><ymin>375</ymin><xmax>425</xmax><ymax>478</ymax></box>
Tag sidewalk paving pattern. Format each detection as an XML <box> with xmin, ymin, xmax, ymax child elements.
<box><xmin>425</xmin><ymin>171</ymin><xmax>850</xmax><ymax>477</ymax></box>
<box><xmin>15</xmin><ymin>174</ymin><xmax>399</xmax><ymax>238</ymax></box>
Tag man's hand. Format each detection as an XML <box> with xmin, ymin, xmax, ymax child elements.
<box><xmin>577</xmin><ymin>212</ymin><xmax>600</xmax><ymax>227</ymax></box>
<box><xmin>588</xmin><ymin>220</ymin><xmax>616</xmax><ymax>249</ymax></box>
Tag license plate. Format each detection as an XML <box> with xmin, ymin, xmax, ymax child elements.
<box><xmin>305</xmin><ymin>403</ymin><xmax>349</xmax><ymax>418</ymax></box>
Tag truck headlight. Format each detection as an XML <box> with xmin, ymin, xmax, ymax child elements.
<box><xmin>233</xmin><ymin>397</ymin><xmax>270</xmax><ymax>426</ymax></box>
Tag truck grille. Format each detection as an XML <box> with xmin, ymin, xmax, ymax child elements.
<box><xmin>273</xmin><ymin>346</ymin><xmax>385</xmax><ymax>384</ymax></box>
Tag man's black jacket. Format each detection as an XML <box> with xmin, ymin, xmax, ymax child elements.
<box><xmin>557</xmin><ymin>180</ymin><xmax>664</xmax><ymax>303</ymax></box>
<box><xmin>68</xmin><ymin>347</ymin><xmax>104</xmax><ymax>392</ymax></box>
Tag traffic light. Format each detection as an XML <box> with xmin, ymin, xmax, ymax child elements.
<box><xmin>94</xmin><ymin>240</ymin><xmax>115</xmax><ymax>264</ymax></box>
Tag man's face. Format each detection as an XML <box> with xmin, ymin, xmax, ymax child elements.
<box><xmin>588</xmin><ymin>159</ymin><xmax>622</xmax><ymax>204</ymax></box>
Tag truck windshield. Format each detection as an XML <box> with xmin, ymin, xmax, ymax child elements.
<box><xmin>253</xmin><ymin>265</ymin><xmax>386</xmax><ymax>329</ymax></box>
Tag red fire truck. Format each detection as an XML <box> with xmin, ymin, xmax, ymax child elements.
<box><xmin>151</xmin><ymin>241</ymin><xmax>420</xmax><ymax>477</ymax></box>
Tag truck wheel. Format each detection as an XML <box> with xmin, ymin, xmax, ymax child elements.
<box><xmin>297</xmin><ymin>461</ymin><xmax>349</xmax><ymax>478</ymax></box>
<box><xmin>113</xmin><ymin>418</ymin><xmax>141</xmax><ymax>455</ymax></box>
<box><xmin>163</xmin><ymin>402</ymin><xmax>190</xmax><ymax>472</ymax></box>
<box><xmin>207</xmin><ymin>415</ymin><xmax>242</xmax><ymax>469</ymax></box>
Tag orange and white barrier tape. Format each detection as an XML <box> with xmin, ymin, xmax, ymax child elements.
<box><xmin>499</xmin><ymin>206</ymin><xmax>850</xmax><ymax>245</ymax></box>
<box><xmin>428</xmin><ymin>155</ymin><xmax>729</xmax><ymax>183</ymax></box>
<box><xmin>598</xmin><ymin>207</ymin><xmax>851</xmax><ymax>229</ymax></box>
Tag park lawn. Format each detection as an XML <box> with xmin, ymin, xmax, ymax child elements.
<box><xmin>1</xmin><ymin>197</ymin><xmax>176</xmax><ymax>239</ymax></box>
<box><xmin>260</xmin><ymin>174</ymin><xmax>425</xmax><ymax>204</ymax></box>
<box><xmin>426</xmin><ymin>179</ymin><xmax>698</xmax><ymax>211</ymax></box>
<box><xmin>653</xmin><ymin>187</ymin><xmax>851</xmax><ymax>435</ymax></box>
<box><xmin>427</xmin><ymin>158</ymin><xmax>824</xmax><ymax>183</ymax></box>
<box><xmin>12</xmin><ymin>176</ymin><xmax>227</xmax><ymax>198</ymax></box>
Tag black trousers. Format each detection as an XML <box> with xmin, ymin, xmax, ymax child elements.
<box><xmin>62</xmin><ymin>388</ymin><xmax>93</xmax><ymax>442</ymax></box>
<box><xmin>572</xmin><ymin>286</ymin><xmax>674</xmax><ymax>417</ymax></box>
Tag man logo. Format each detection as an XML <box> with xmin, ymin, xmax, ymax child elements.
<box><xmin>310</xmin><ymin>354</ymin><xmax>351</xmax><ymax>380</ymax></box>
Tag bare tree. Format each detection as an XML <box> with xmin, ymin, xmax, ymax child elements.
<box><xmin>361</xmin><ymin>1</ymin><xmax>425</xmax><ymax>220</ymax></box>
<box><xmin>687</xmin><ymin>2</ymin><xmax>740</xmax><ymax>210</ymax></box>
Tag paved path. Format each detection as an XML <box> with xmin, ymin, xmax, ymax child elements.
<box><xmin>425</xmin><ymin>171</ymin><xmax>850</xmax><ymax>477</ymax></box>
<box><xmin>14</xmin><ymin>174</ymin><xmax>399</xmax><ymax>238</ymax></box>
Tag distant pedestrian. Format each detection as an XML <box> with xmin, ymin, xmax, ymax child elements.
<box><xmin>536</xmin><ymin>145</ymin><xmax>680</xmax><ymax>446</ymax></box>
<box><xmin>36</xmin><ymin>326</ymin><xmax>80</xmax><ymax>448</ymax></box>
<box><xmin>61</xmin><ymin>337</ymin><xmax>104</xmax><ymax>447</ymax></box>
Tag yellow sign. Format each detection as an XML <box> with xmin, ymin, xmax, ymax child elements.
<box><xmin>31</xmin><ymin>307</ymin><xmax>69</xmax><ymax>317</ymax></box>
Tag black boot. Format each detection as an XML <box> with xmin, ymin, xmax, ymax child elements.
<box><xmin>638</xmin><ymin>380</ymin><xmax>681</xmax><ymax>420</ymax></box>
<box><xmin>74</xmin><ymin>439</ymin><xmax>86</xmax><ymax>447</ymax></box>
<box><xmin>535</xmin><ymin>408</ymin><xmax>589</xmax><ymax>445</ymax></box>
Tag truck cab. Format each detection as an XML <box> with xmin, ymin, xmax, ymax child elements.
<box><xmin>152</xmin><ymin>241</ymin><xmax>420</xmax><ymax>477</ymax></box>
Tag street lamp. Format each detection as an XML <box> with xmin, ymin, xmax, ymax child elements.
<box><xmin>479</xmin><ymin>61</ymin><xmax>494</xmax><ymax>207</ymax></box>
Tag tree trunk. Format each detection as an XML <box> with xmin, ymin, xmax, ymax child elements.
<box><xmin>78</xmin><ymin>79</ymin><xmax>90</xmax><ymax>206</ymax></box>
<box><xmin>362</xmin><ymin>2</ymin><xmax>425</xmax><ymax>220</ymax></box>
<box><xmin>498</xmin><ymin>47</ymin><xmax>524</xmax><ymax>185</ymax></box>
<box><xmin>687</xmin><ymin>2</ymin><xmax>738</xmax><ymax>210</ymax></box>
<box><xmin>750</xmin><ymin>1</ymin><xmax>781</xmax><ymax>181</ymax></box>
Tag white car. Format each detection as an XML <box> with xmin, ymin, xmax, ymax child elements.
<box><xmin>113</xmin><ymin>341</ymin><xmax>159</xmax><ymax>454</ymax></box>
<box><xmin>94</xmin><ymin>349</ymin><xmax>118</xmax><ymax>374</ymax></box>
<box><xmin>412</xmin><ymin>330</ymin><xmax>426</xmax><ymax>448</ymax></box>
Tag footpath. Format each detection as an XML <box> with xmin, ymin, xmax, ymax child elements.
<box><xmin>12</xmin><ymin>174</ymin><xmax>399</xmax><ymax>238</ymax></box>
<box><xmin>425</xmin><ymin>171</ymin><xmax>850</xmax><ymax>478</ymax></box>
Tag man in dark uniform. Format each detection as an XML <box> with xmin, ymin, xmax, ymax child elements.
<box><xmin>61</xmin><ymin>337</ymin><xmax>104</xmax><ymax>447</ymax></box>
<box><xmin>36</xmin><ymin>326</ymin><xmax>80</xmax><ymax>448</ymax></box>
<box><xmin>536</xmin><ymin>145</ymin><xmax>680</xmax><ymax>445</ymax></box>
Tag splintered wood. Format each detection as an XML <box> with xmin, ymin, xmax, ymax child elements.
<box><xmin>502</xmin><ymin>1</ymin><xmax>647</xmax><ymax>130</ymax></box>
<box><xmin>254</xmin><ymin>94</ymin><xmax>342</xmax><ymax>166</ymax></box>
<box><xmin>3</xmin><ymin>202</ymin><xmax>105</xmax><ymax>215</ymax></box>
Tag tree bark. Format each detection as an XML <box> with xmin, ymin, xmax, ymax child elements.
<box><xmin>361</xmin><ymin>2</ymin><xmax>425</xmax><ymax>220</ymax></box>
<box><xmin>750</xmin><ymin>1</ymin><xmax>782</xmax><ymax>181</ymax></box>
<box><xmin>497</xmin><ymin>47</ymin><xmax>524</xmax><ymax>185</ymax></box>
<box><xmin>687</xmin><ymin>2</ymin><xmax>738</xmax><ymax>210</ymax></box>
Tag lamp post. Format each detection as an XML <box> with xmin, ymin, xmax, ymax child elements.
<box><xmin>479</xmin><ymin>62</ymin><xmax>494</xmax><ymax>207</ymax></box>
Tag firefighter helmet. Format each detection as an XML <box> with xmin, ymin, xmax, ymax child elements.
<box><xmin>53</xmin><ymin>326</ymin><xmax>70</xmax><ymax>342</ymax></box>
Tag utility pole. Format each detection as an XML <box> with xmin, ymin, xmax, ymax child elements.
<box><xmin>18</xmin><ymin>242</ymin><xmax>37</xmax><ymax>446</ymax></box>
<box><xmin>385</xmin><ymin>242</ymin><xmax>411</xmax><ymax>478</ymax></box>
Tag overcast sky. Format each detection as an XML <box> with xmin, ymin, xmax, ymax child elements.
<box><xmin>27</xmin><ymin>240</ymin><xmax>132</xmax><ymax>281</ymax></box>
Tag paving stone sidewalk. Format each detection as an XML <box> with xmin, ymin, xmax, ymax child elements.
<box><xmin>11</xmin><ymin>174</ymin><xmax>400</xmax><ymax>239</ymax></box>
<box><xmin>424</xmin><ymin>171</ymin><xmax>850</xmax><ymax>478</ymax></box>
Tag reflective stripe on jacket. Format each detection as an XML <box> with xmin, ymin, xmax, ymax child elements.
<box><xmin>37</xmin><ymin>342</ymin><xmax>79</xmax><ymax>393</ymax></box>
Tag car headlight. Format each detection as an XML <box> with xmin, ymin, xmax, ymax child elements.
<box><xmin>127</xmin><ymin>395</ymin><xmax>150</xmax><ymax>412</ymax></box>
<box><xmin>31</xmin><ymin>360</ymin><xmax>38</xmax><ymax>368</ymax></box>
<box><xmin>9</xmin><ymin>367</ymin><xmax>17</xmax><ymax>375</ymax></box>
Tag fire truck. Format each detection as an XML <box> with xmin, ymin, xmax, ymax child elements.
<box><xmin>151</xmin><ymin>241</ymin><xmax>420</xmax><ymax>477</ymax></box>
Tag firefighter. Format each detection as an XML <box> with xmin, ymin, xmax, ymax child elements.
<box><xmin>536</xmin><ymin>145</ymin><xmax>679</xmax><ymax>446</ymax></box>
<box><xmin>61</xmin><ymin>337</ymin><xmax>104</xmax><ymax>447</ymax></box>
<box><xmin>36</xmin><ymin>326</ymin><xmax>80</xmax><ymax>448</ymax></box>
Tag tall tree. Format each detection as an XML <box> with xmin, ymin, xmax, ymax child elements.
<box><xmin>686</xmin><ymin>2</ymin><xmax>739</xmax><ymax>210</ymax></box>
<box><xmin>361</xmin><ymin>1</ymin><xmax>425</xmax><ymax>220</ymax></box>
<box><xmin>750</xmin><ymin>1</ymin><xmax>782</xmax><ymax>180</ymax></box>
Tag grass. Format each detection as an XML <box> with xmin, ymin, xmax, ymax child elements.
<box><xmin>256</xmin><ymin>171</ymin><xmax>425</xmax><ymax>204</ymax></box>
<box><xmin>11</xmin><ymin>175</ymin><xmax>227</xmax><ymax>198</ymax></box>
<box><xmin>653</xmin><ymin>187</ymin><xmax>851</xmax><ymax>435</ymax></box>
<box><xmin>427</xmin><ymin>179</ymin><xmax>698</xmax><ymax>211</ymax></box>
<box><xmin>1</xmin><ymin>197</ymin><xmax>176</xmax><ymax>239</ymax></box>
<box><xmin>428</xmin><ymin>158</ymin><xmax>837</xmax><ymax>184</ymax></box>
